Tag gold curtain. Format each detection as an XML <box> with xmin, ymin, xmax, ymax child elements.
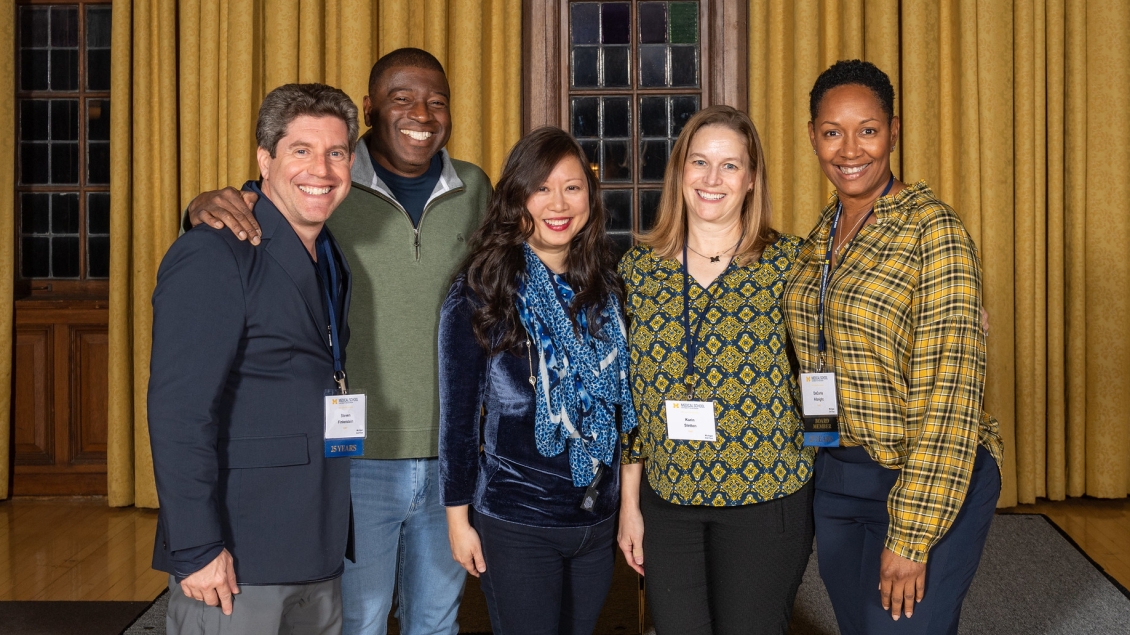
<box><xmin>749</xmin><ymin>0</ymin><xmax>1130</xmax><ymax>507</ymax></box>
<box><xmin>107</xmin><ymin>0</ymin><xmax>522</xmax><ymax>507</ymax></box>
<box><xmin>0</xmin><ymin>0</ymin><xmax>14</xmax><ymax>499</ymax></box>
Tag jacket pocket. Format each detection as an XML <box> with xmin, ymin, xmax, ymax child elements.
<box><xmin>218</xmin><ymin>433</ymin><xmax>309</xmax><ymax>469</ymax></box>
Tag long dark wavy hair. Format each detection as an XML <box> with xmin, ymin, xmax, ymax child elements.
<box><xmin>459</xmin><ymin>126</ymin><xmax>624</xmax><ymax>354</ymax></box>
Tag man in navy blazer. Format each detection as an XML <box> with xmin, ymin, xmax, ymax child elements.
<box><xmin>149</xmin><ymin>83</ymin><xmax>360</xmax><ymax>635</ymax></box>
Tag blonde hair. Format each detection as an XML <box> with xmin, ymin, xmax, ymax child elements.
<box><xmin>636</xmin><ymin>105</ymin><xmax>778</xmax><ymax>265</ymax></box>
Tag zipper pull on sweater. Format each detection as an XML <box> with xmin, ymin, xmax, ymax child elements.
<box><xmin>414</xmin><ymin>228</ymin><xmax>421</xmax><ymax>261</ymax></box>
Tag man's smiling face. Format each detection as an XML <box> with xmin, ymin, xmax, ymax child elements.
<box><xmin>363</xmin><ymin>65</ymin><xmax>451</xmax><ymax>177</ymax></box>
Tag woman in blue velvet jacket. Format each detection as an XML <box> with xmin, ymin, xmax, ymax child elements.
<box><xmin>438</xmin><ymin>126</ymin><xmax>638</xmax><ymax>635</ymax></box>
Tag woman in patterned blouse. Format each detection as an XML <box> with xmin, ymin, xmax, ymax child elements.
<box><xmin>782</xmin><ymin>60</ymin><xmax>1002</xmax><ymax>635</ymax></box>
<box><xmin>616</xmin><ymin>105</ymin><xmax>816</xmax><ymax>634</ymax></box>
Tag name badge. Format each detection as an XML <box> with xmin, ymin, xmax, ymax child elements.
<box><xmin>664</xmin><ymin>400</ymin><xmax>717</xmax><ymax>441</ymax></box>
<box><xmin>800</xmin><ymin>372</ymin><xmax>839</xmax><ymax>447</ymax></box>
<box><xmin>324</xmin><ymin>391</ymin><xmax>366</xmax><ymax>457</ymax></box>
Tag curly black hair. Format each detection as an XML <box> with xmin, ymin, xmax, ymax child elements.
<box><xmin>809</xmin><ymin>59</ymin><xmax>896</xmax><ymax>122</ymax></box>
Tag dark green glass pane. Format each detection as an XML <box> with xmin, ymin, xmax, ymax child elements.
<box><xmin>572</xmin><ymin>47</ymin><xmax>599</xmax><ymax>88</ymax></box>
<box><xmin>639</xmin><ymin>190</ymin><xmax>663</xmax><ymax>231</ymax></box>
<box><xmin>87</xmin><ymin>6</ymin><xmax>113</xmax><ymax>48</ymax></box>
<box><xmin>601</xmin><ymin>3</ymin><xmax>630</xmax><ymax>44</ymax></box>
<box><xmin>89</xmin><ymin>142</ymin><xmax>110</xmax><ymax>184</ymax></box>
<box><xmin>21</xmin><ymin>51</ymin><xmax>49</xmax><ymax>91</ymax></box>
<box><xmin>88</xmin><ymin>99</ymin><xmax>110</xmax><ymax>140</ymax></box>
<box><xmin>88</xmin><ymin>193</ymin><xmax>111</xmax><ymax>234</ymax></box>
<box><xmin>603</xmin><ymin>97</ymin><xmax>631</xmax><ymax>138</ymax></box>
<box><xmin>50</xmin><ymin>50</ymin><xmax>79</xmax><ymax>91</ymax></box>
<box><xmin>52</xmin><ymin>100</ymin><xmax>79</xmax><ymax>140</ymax></box>
<box><xmin>21</xmin><ymin>193</ymin><xmax>52</xmax><ymax>234</ymax></box>
<box><xmin>672</xmin><ymin>95</ymin><xmax>699</xmax><ymax>136</ymax></box>
<box><xmin>52</xmin><ymin>236</ymin><xmax>81</xmax><ymax>278</ymax></box>
<box><xmin>669</xmin><ymin>2</ymin><xmax>698</xmax><ymax>43</ymax></box>
<box><xmin>21</xmin><ymin>101</ymin><xmax>50</xmax><ymax>141</ymax></box>
<box><xmin>603</xmin><ymin>47</ymin><xmax>629</xmax><ymax>88</ymax></box>
<box><xmin>53</xmin><ymin>193</ymin><xmax>80</xmax><ymax>233</ymax></box>
<box><xmin>89</xmin><ymin>236</ymin><xmax>110</xmax><ymax>278</ymax></box>
<box><xmin>640</xmin><ymin>140</ymin><xmax>669</xmax><ymax>182</ymax></box>
<box><xmin>602</xmin><ymin>141</ymin><xmax>631</xmax><ymax>182</ymax></box>
<box><xmin>639</xmin><ymin>3</ymin><xmax>667</xmax><ymax>44</ymax></box>
<box><xmin>639</xmin><ymin>97</ymin><xmax>667</xmax><ymax>137</ymax></box>
<box><xmin>603</xmin><ymin>189</ymin><xmax>633</xmax><ymax>231</ymax></box>
<box><xmin>579</xmin><ymin>141</ymin><xmax>600</xmax><ymax>178</ymax></box>
<box><xmin>51</xmin><ymin>7</ymin><xmax>79</xmax><ymax>47</ymax></box>
<box><xmin>20</xmin><ymin>7</ymin><xmax>50</xmax><ymax>48</ymax></box>
<box><xmin>640</xmin><ymin>45</ymin><xmax>667</xmax><ymax>87</ymax></box>
<box><xmin>572</xmin><ymin>97</ymin><xmax>600</xmax><ymax>138</ymax></box>
<box><xmin>88</xmin><ymin>50</ymin><xmax>111</xmax><ymax>91</ymax></box>
<box><xmin>51</xmin><ymin>142</ymin><xmax>79</xmax><ymax>184</ymax></box>
<box><xmin>22</xmin><ymin>237</ymin><xmax>51</xmax><ymax>278</ymax></box>
<box><xmin>21</xmin><ymin>143</ymin><xmax>50</xmax><ymax>184</ymax></box>
<box><xmin>609</xmin><ymin>232</ymin><xmax>632</xmax><ymax>260</ymax></box>
<box><xmin>671</xmin><ymin>46</ymin><xmax>697</xmax><ymax>87</ymax></box>
<box><xmin>571</xmin><ymin>3</ymin><xmax>599</xmax><ymax>45</ymax></box>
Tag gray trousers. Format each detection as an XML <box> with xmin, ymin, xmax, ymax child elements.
<box><xmin>166</xmin><ymin>575</ymin><xmax>342</xmax><ymax>635</ymax></box>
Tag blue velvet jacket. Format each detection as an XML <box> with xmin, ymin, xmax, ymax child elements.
<box><xmin>438</xmin><ymin>276</ymin><xmax>620</xmax><ymax>527</ymax></box>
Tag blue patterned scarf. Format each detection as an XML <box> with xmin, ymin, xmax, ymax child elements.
<box><xmin>515</xmin><ymin>243</ymin><xmax>638</xmax><ymax>487</ymax></box>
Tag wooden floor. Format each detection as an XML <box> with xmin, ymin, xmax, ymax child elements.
<box><xmin>1</xmin><ymin>495</ymin><xmax>1127</xmax><ymax>602</ymax></box>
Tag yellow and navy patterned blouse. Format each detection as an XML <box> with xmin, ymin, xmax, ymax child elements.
<box><xmin>619</xmin><ymin>235</ymin><xmax>815</xmax><ymax>507</ymax></box>
<box><xmin>782</xmin><ymin>181</ymin><xmax>1003</xmax><ymax>564</ymax></box>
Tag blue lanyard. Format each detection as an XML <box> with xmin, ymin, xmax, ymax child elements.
<box><xmin>816</xmin><ymin>175</ymin><xmax>895</xmax><ymax>370</ymax></box>
<box><xmin>681</xmin><ymin>241</ymin><xmax>719</xmax><ymax>400</ymax></box>
<box><xmin>316</xmin><ymin>231</ymin><xmax>347</xmax><ymax>393</ymax></box>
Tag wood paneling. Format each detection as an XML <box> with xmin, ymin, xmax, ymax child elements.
<box><xmin>13</xmin><ymin>326</ymin><xmax>53</xmax><ymax>465</ymax></box>
<box><xmin>11</xmin><ymin>299</ymin><xmax>110</xmax><ymax>496</ymax></box>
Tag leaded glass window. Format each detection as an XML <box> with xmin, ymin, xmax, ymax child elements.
<box><xmin>568</xmin><ymin>1</ymin><xmax>703</xmax><ymax>256</ymax></box>
<box><xmin>16</xmin><ymin>2</ymin><xmax>112</xmax><ymax>284</ymax></box>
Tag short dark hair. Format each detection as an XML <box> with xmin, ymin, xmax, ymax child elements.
<box><xmin>809</xmin><ymin>59</ymin><xmax>896</xmax><ymax>122</ymax></box>
<box><xmin>256</xmin><ymin>83</ymin><xmax>359</xmax><ymax>156</ymax></box>
<box><xmin>367</xmin><ymin>48</ymin><xmax>446</xmax><ymax>94</ymax></box>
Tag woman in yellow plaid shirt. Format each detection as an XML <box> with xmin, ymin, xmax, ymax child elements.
<box><xmin>783</xmin><ymin>60</ymin><xmax>1003</xmax><ymax>635</ymax></box>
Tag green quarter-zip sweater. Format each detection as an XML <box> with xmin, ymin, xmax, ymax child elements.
<box><xmin>327</xmin><ymin>134</ymin><xmax>490</xmax><ymax>459</ymax></box>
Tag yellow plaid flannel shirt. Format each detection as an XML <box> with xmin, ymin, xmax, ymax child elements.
<box><xmin>783</xmin><ymin>181</ymin><xmax>1003</xmax><ymax>563</ymax></box>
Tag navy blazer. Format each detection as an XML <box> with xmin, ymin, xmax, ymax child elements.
<box><xmin>148</xmin><ymin>189</ymin><xmax>352</xmax><ymax>585</ymax></box>
<box><xmin>438</xmin><ymin>276</ymin><xmax>620</xmax><ymax>528</ymax></box>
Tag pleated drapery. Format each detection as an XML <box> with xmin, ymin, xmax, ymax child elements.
<box><xmin>106</xmin><ymin>0</ymin><xmax>522</xmax><ymax>507</ymax></box>
<box><xmin>748</xmin><ymin>0</ymin><xmax>1130</xmax><ymax>507</ymax></box>
<box><xmin>0</xmin><ymin>1</ymin><xmax>15</xmax><ymax>500</ymax></box>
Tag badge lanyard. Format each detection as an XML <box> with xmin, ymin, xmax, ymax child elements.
<box><xmin>815</xmin><ymin>174</ymin><xmax>894</xmax><ymax>372</ymax></box>
<box><xmin>803</xmin><ymin>175</ymin><xmax>894</xmax><ymax>447</ymax></box>
<box><xmin>317</xmin><ymin>232</ymin><xmax>347</xmax><ymax>394</ymax></box>
<box><xmin>681</xmin><ymin>241</ymin><xmax>714</xmax><ymax>400</ymax></box>
<box><xmin>317</xmin><ymin>232</ymin><xmax>366</xmax><ymax>458</ymax></box>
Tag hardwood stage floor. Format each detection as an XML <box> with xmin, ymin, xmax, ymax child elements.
<box><xmin>1</xmin><ymin>496</ymin><xmax>1127</xmax><ymax>602</ymax></box>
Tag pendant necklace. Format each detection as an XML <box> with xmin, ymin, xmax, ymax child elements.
<box><xmin>687</xmin><ymin>235</ymin><xmax>743</xmax><ymax>263</ymax></box>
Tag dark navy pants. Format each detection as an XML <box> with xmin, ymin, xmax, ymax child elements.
<box><xmin>470</xmin><ymin>509</ymin><xmax>616</xmax><ymax>635</ymax></box>
<box><xmin>813</xmin><ymin>445</ymin><xmax>999</xmax><ymax>635</ymax></box>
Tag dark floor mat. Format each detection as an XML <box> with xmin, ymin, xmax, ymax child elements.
<box><xmin>0</xmin><ymin>601</ymin><xmax>152</xmax><ymax>635</ymax></box>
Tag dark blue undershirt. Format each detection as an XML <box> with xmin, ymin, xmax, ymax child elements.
<box><xmin>369</xmin><ymin>148</ymin><xmax>442</xmax><ymax>227</ymax></box>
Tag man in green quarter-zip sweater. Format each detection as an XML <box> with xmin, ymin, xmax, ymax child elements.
<box><xmin>185</xmin><ymin>49</ymin><xmax>490</xmax><ymax>635</ymax></box>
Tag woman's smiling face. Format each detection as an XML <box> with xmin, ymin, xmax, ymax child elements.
<box><xmin>681</xmin><ymin>124</ymin><xmax>754</xmax><ymax>227</ymax></box>
<box><xmin>809</xmin><ymin>83</ymin><xmax>900</xmax><ymax>203</ymax></box>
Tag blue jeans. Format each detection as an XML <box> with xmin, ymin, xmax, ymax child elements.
<box><xmin>342</xmin><ymin>458</ymin><xmax>466</xmax><ymax>635</ymax></box>
<box><xmin>814</xmin><ymin>445</ymin><xmax>1000</xmax><ymax>635</ymax></box>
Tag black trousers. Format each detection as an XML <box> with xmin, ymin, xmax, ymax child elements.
<box><xmin>639</xmin><ymin>480</ymin><xmax>815</xmax><ymax>635</ymax></box>
<box><xmin>814</xmin><ymin>445</ymin><xmax>1000</xmax><ymax>635</ymax></box>
<box><xmin>471</xmin><ymin>510</ymin><xmax>616</xmax><ymax>635</ymax></box>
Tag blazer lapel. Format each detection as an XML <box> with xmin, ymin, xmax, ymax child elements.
<box><xmin>252</xmin><ymin>189</ymin><xmax>330</xmax><ymax>351</ymax></box>
<box><xmin>324</xmin><ymin>226</ymin><xmax>352</xmax><ymax>349</ymax></box>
